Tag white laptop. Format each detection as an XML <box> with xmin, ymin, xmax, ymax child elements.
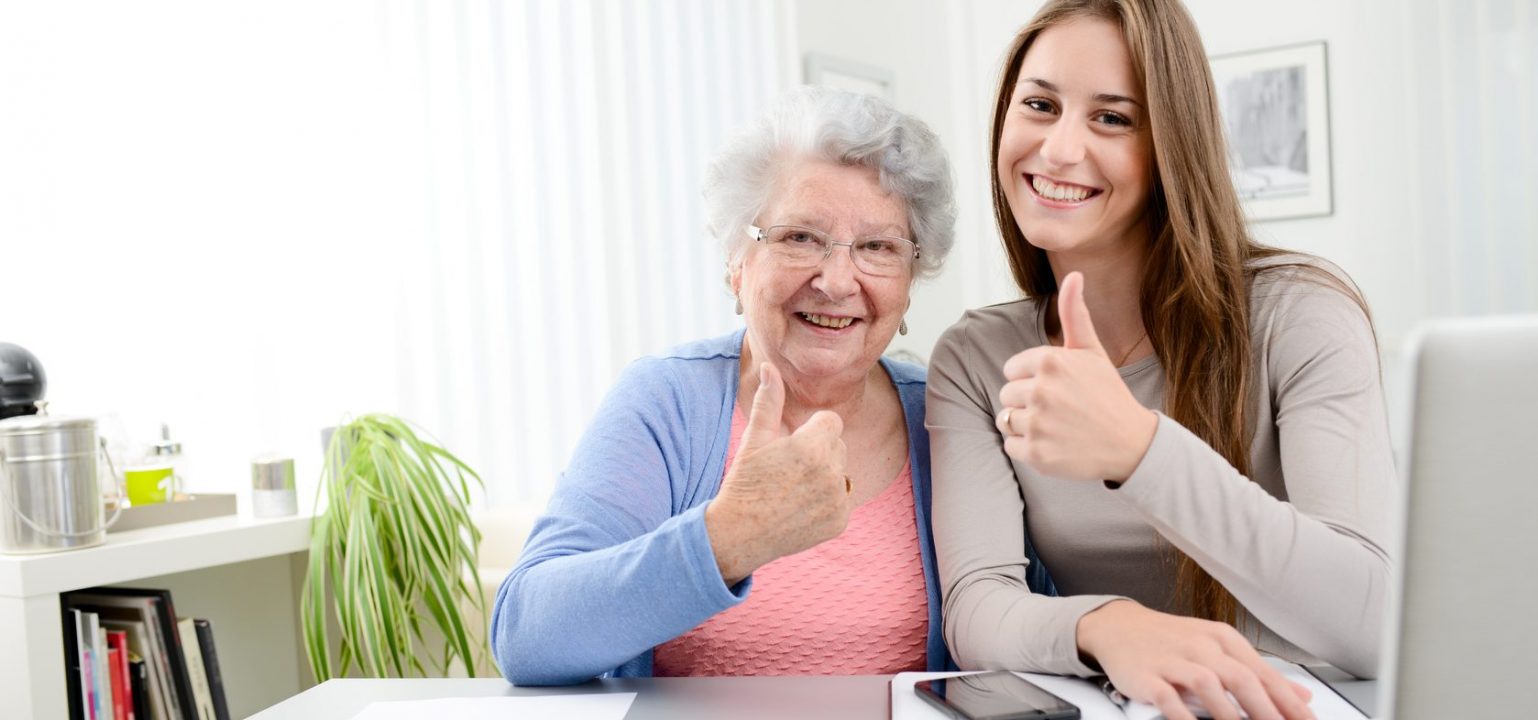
<box><xmin>1383</xmin><ymin>315</ymin><xmax>1538</xmax><ymax>719</ymax></box>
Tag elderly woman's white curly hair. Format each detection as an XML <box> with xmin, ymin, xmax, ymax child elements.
<box><xmin>705</xmin><ymin>85</ymin><xmax>957</xmax><ymax>283</ymax></box>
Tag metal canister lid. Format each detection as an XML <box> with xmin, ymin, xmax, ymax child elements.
<box><xmin>0</xmin><ymin>415</ymin><xmax>97</xmax><ymax>461</ymax></box>
<box><xmin>0</xmin><ymin>414</ymin><xmax>95</xmax><ymax>434</ymax></box>
<box><xmin>252</xmin><ymin>456</ymin><xmax>296</xmax><ymax>490</ymax></box>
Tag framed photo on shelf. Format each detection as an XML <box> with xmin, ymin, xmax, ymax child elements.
<box><xmin>803</xmin><ymin>53</ymin><xmax>894</xmax><ymax>102</ymax></box>
<box><xmin>1210</xmin><ymin>41</ymin><xmax>1333</xmax><ymax>222</ymax></box>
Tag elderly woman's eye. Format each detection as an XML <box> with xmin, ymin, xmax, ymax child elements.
<box><xmin>859</xmin><ymin>239</ymin><xmax>900</xmax><ymax>255</ymax></box>
<box><xmin>783</xmin><ymin>230</ymin><xmax>818</xmax><ymax>244</ymax></box>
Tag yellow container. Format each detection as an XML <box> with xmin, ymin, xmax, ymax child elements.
<box><xmin>125</xmin><ymin>464</ymin><xmax>176</xmax><ymax>506</ymax></box>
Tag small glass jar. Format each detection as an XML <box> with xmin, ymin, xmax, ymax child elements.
<box><xmin>251</xmin><ymin>455</ymin><xmax>297</xmax><ymax>517</ymax></box>
<box><xmin>148</xmin><ymin>424</ymin><xmax>182</xmax><ymax>495</ymax></box>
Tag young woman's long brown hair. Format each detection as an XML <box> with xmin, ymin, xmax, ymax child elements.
<box><xmin>988</xmin><ymin>0</ymin><xmax>1366</xmax><ymax>626</ymax></box>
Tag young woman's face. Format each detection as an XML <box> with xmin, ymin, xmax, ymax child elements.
<box><xmin>997</xmin><ymin>17</ymin><xmax>1154</xmax><ymax>259</ymax></box>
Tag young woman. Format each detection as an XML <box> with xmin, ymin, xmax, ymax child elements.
<box><xmin>926</xmin><ymin>2</ymin><xmax>1394</xmax><ymax>719</ymax></box>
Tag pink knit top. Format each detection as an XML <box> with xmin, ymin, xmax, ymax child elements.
<box><xmin>652</xmin><ymin>406</ymin><xmax>929</xmax><ymax>676</ymax></box>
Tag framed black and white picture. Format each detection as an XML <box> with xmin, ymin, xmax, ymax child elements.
<box><xmin>804</xmin><ymin>53</ymin><xmax>894</xmax><ymax>103</ymax></box>
<box><xmin>1211</xmin><ymin>41</ymin><xmax>1333</xmax><ymax>221</ymax></box>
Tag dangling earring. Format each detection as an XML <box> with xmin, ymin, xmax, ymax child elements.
<box><xmin>735</xmin><ymin>298</ymin><xmax>744</xmax><ymax>315</ymax></box>
<box><xmin>899</xmin><ymin>318</ymin><xmax>908</xmax><ymax>336</ymax></box>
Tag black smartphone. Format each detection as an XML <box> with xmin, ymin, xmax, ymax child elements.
<box><xmin>914</xmin><ymin>671</ymin><xmax>1082</xmax><ymax>720</ymax></box>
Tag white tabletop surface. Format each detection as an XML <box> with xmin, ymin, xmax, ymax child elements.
<box><xmin>251</xmin><ymin>671</ymin><xmax>1377</xmax><ymax>719</ymax></box>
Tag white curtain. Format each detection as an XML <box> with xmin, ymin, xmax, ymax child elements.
<box><xmin>381</xmin><ymin>0</ymin><xmax>794</xmax><ymax>505</ymax></box>
<box><xmin>0</xmin><ymin>1</ymin><xmax>408</xmax><ymax>498</ymax></box>
<box><xmin>1404</xmin><ymin>0</ymin><xmax>1538</xmax><ymax>317</ymax></box>
<box><xmin>0</xmin><ymin>0</ymin><xmax>792</xmax><ymax>505</ymax></box>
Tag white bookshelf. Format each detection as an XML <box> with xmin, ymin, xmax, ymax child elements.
<box><xmin>0</xmin><ymin>513</ymin><xmax>313</xmax><ymax>719</ymax></box>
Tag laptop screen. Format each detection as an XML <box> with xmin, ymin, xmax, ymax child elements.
<box><xmin>1385</xmin><ymin>316</ymin><xmax>1538</xmax><ymax>719</ymax></box>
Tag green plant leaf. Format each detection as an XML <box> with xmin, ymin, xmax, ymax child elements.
<box><xmin>300</xmin><ymin>512</ymin><xmax>334</xmax><ymax>681</ymax></box>
<box><xmin>302</xmin><ymin>413</ymin><xmax>488</xmax><ymax>683</ymax></box>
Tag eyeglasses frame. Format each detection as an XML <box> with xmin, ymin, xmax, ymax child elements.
<box><xmin>745</xmin><ymin>224</ymin><xmax>920</xmax><ymax>276</ymax></box>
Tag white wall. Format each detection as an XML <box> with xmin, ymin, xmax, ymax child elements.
<box><xmin>0</xmin><ymin>1</ymin><xmax>404</xmax><ymax>501</ymax></box>
<box><xmin>3</xmin><ymin>0</ymin><xmax>1532</xmax><ymax>507</ymax></box>
<box><xmin>0</xmin><ymin>1</ymin><xmax>799</xmax><ymax>507</ymax></box>
<box><xmin>1180</xmin><ymin>0</ymin><xmax>1428</xmax><ymax>429</ymax></box>
<box><xmin>796</xmin><ymin>0</ymin><xmax>1538</xmax><ymax>445</ymax></box>
<box><xmin>794</xmin><ymin>0</ymin><xmax>1029</xmax><ymax>363</ymax></box>
<box><xmin>374</xmin><ymin>0</ymin><xmax>797</xmax><ymax>506</ymax></box>
<box><xmin>1185</xmin><ymin>0</ymin><xmax>1424</xmax><ymax>431</ymax></box>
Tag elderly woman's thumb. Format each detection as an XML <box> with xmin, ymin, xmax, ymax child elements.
<box><xmin>740</xmin><ymin>362</ymin><xmax>786</xmax><ymax>451</ymax></box>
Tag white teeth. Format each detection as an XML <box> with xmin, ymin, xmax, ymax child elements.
<box><xmin>1031</xmin><ymin>175</ymin><xmax>1092</xmax><ymax>202</ymax></box>
<box><xmin>802</xmin><ymin>313</ymin><xmax>854</xmax><ymax>329</ymax></box>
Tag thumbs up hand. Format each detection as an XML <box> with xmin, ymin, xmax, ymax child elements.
<box><xmin>706</xmin><ymin>363</ymin><xmax>853</xmax><ymax>586</ymax></box>
<box><xmin>1058</xmin><ymin>270</ymin><xmax>1108</xmax><ymax>355</ymax></box>
<box><xmin>995</xmin><ymin>272</ymin><xmax>1158</xmax><ymax>483</ymax></box>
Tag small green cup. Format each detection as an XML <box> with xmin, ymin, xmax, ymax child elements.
<box><xmin>125</xmin><ymin>465</ymin><xmax>177</xmax><ymax>505</ymax></box>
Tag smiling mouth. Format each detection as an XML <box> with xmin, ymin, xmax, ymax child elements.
<box><xmin>797</xmin><ymin>312</ymin><xmax>858</xmax><ymax>330</ymax></box>
<box><xmin>1028</xmin><ymin>174</ymin><xmax>1102</xmax><ymax>204</ymax></box>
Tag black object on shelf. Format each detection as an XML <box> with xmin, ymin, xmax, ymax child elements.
<box><xmin>0</xmin><ymin>342</ymin><xmax>46</xmax><ymax>420</ymax></box>
<box><xmin>194</xmin><ymin>618</ymin><xmax>231</xmax><ymax>720</ymax></box>
<box><xmin>60</xmin><ymin>607</ymin><xmax>84</xmax><ymax>720</ymax></box>
<box><xmin>129</xmin><ymin>657</ymin><xmax>150</xmax><ymax>720</ymax></box>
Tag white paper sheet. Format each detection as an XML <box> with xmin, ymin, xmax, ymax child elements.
<box><xmin>892</xmin><ymin>659</ymin><xmax>1368</xmax><ymax>720</ymax></box>
<box><xmin>350</xmin><ymin>692</ymin><xmax>637</xmax><ymax>720</ymax></box>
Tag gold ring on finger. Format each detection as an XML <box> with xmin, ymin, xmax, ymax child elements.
<box><xmin>998</xmin><ymin>407</ymin><xmax>1015</xmax><ymax>434</ymax></box>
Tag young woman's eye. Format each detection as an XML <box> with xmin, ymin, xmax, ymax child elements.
<box><xmin>1022</xmin><ymin>98</ymin><xmax>1056</xmax><ymax>114</ymax></box>
<box><xmin>1095</xmin><ymin>111</ymin><xmax>1133</xmax><ymax>127</ymax></box>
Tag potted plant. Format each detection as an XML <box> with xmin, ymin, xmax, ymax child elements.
<box><xmin>301</xmin><ymin>413</ymin><xmax>487</xmax><ymax>681</ymax></box>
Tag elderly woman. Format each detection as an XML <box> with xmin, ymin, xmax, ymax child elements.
<box><xmin>490</xmin><ymin>86</ymin><xmax>959</xmax><ymax>684</ymax></box>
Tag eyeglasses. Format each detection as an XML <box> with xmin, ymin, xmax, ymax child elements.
<box><xmin>746</xmin><ymin>224</ymin><xmax>919</xmax><ymax>278</ymax></box>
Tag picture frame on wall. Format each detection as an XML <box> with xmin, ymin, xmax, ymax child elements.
<box><xmin>804</xmin><ymin>53</ymin><xmax>894</xmax><ymax>102</ymax></box>
<box><xmin>1210</xmin><ymin>41</ymin><xmax>1333</xmax><ymax>222</ymax></box>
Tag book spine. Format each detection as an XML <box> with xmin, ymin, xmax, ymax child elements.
<box><xmin>107</xmin><ymin>645</ymin><xmax>127</xmax><ymax>720</ymax></box>
<box><xmin>138</xmin><ymin>599</ymin><xmax>182</xmax><ymax>719</ymax></box>
<box><xmin>193</xmin><ymin>619</ymin><xmax>230</xmax><ymax>720</ymax></box>
<box><xmin>128</xmin><ymin>658</ymin><xmax>149</xmax><ymax>720</ymax></box>
<box><xmin>154</xmin><ymin>596</ymin><xmax>200</xmax><ymax>720</ymax></box>
<box><xmin>84</xmin><ymin>649</ymin><xmax>95</xmax><ymax>720</ymax></box>
<box><xmin>64</xmin><ymin>607</ymin><xmax>86</xmax><ymax>720</ymax></box>
<box><xmin>107</xmin><ymin>631</ymin><xmax>132</xmax><ymax>720</ymax></box>
<box><xmin>178</xmin><ymin>617</ymin><xmax>215</xmax><ymax>720</ymax></box>
<box><xmin>82</xmin><ymin>611</ymin><xmax>99</xmax><ymax>720</ymax></box>
<box><xmin>94</xmin><ymin>624</ymin><xmax>111</xmax><ymax>720</ymax></box>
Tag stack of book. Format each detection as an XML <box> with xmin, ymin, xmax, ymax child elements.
<box><xmin>60</xmin><ymin>587</ymin><xmax>230</xmax><ymax>720</ymax></box>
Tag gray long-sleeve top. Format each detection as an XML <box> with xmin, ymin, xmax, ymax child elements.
<box><xmin>926</xmin><ymin>265</ymin><xmax>1395</xmax><ymax>680</ymax></box>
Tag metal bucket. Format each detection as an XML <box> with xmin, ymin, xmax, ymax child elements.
<box><xmin>0</xmin><ymin>415</ymin><xmax>123</xmax><ymax>554</ymax></box>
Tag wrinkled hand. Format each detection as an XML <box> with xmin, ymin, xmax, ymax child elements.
<box><xmin>706</xmin><ymin>363</ymin><xmax>852</xmax><ymax>585</ymax></box>
<box><xmin>995</xmin><ymin>271</ymin><xmax>1158</xmax><ymax>482</ymax></box>
<box><xmin>1078</xmin><ymin>601</ymin><xmax>1315</xmax><ymax>720</ymax></box>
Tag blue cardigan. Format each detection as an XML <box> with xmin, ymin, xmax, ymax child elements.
<box><xmin>489</xmin><ymin>329</ymin><xmax>951</xmax><ymax>684</ymax></box>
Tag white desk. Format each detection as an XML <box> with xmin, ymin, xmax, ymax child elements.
<box><xmin>0</xmin><ymin>514</ymin><xmax>313</xmax><ymax>719</ymax></box>
<box><xmin>253</xmin><ymin>675</ymin><xmax>894</xmax><ymax>719</ymax></box>
<box><xmin>253</xmin><ymin>672</ymin><xmax>1378</xmax><ymax>719</ymax></box>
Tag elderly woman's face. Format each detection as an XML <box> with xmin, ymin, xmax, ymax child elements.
<box><xmin>734</xmin><ymin>160</ymin><xmax>912</xmax><ymax>386</ymax></box>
